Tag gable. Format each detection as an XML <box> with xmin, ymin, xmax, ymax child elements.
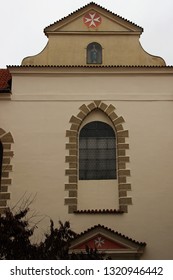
<box><xmin>22</xmin><ymin>2</ymin><xmax>166</xmax><ymax>67</ymax></box>
<box><xmin>44</xmin><ymin>3</ymin><xmax>143</xmax><ymax>34</ymax></box>
<box><xmin>71</xmin><ymin>233</ymin><xmax>128</xmax><ymax>250</ymax></box>
<box><xmin>70</xmin><ymin>225</ymin><xmax>146</xmax><ymax>258</ymax></box>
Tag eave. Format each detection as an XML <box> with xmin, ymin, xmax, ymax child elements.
<box><xmin>7</xmin><ymin>65</ymin><xmax>173</xmax><ymax>75</ymax></box>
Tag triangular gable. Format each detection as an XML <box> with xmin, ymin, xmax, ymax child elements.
<box><xmin>71</xmin><ymin>233</ymin><xmax>128</xmax><ymax>250</ymax></box>
<box><xmin>44</xmin><ymin>2</ymin><xmax>143</xmax><ymax>34</ymax></box>
<box><xmin>70</xmin><ymin>224</ymin><xmax>146</xmax><ymax>259</ymax></box>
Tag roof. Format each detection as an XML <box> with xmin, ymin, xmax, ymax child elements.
<box><xmin>70</xmin><ymin>224</ymin><xmax>146</xmax><ymax>258</ymax></box>
<box><xmin>8</xmin><ymin>65</ymin><xmax>173</xmax><ymax>75</ymax></box>
<box><xmin>9</xmin><ymin>65</ymin><xmax>173</xmax><ymax>68</ymax></box>
<box><xmin>44</xmin><ymin>1</ymin><xmax>143</xmax><ymax>35</ymax></box>
<box><xmin>0</xmin><ymin>69</ymin><xmax>11</xmax><ymax>93</ymax></box>
<box><xmin>75</xmin><ymin>224</ymin><xmax>146</xmax><ymax>247</ymax></box>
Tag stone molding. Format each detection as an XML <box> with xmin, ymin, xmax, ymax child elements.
<box><xmin>0</xmin><ymin>129</ymin><xmax>14</xmax><ymax>215</ymax></box>
<box><xmin>65</xmin><ymin>101</ymin><xmax>131</xmax><ymax>213</ymax></box>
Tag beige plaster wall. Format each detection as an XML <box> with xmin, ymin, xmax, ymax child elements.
<box><xmin>1</xmin><ymin>72</ymin><xmax>173</xmax><ymax>259</ymax></box>
<box><xmin>54</xmin><ymin>11</ymin><xmax>130</xmax><ymax>32</ymax></box>
<box><xmin>11</xmin><ymin>73</ymin><xmax>173</xmax><ymax>98</ymax></box>
<box><xmin>22</xmin><ymin>34</ymin><xmax>165</xmax><ymax>66</ymax></box>
<box><xmin>78</xmin><ymin>180</ymin><xmax>118</xmax><ymax>210</ymax></box>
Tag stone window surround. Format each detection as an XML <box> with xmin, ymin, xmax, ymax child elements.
<box><xmin>0</xmin><ymin>128</ymin><xmax>14</xmax><ymax>215</ymax></box>
<box><xmin>65</xmin><ymin>101</ymin><xmax>132</xmax><ymax>214</ymax></box>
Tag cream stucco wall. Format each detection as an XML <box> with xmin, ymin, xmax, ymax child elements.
<box><xmin>0</xmin><ymin>3</ymin><xmax>172</xmax><ymax>259</ymax></box>
<box><xmin>22</xmin><ymin>34</ymin><xmax>165</xmax><ymax>66</ymax></box>
<box><xmin>1</xmin><ymin>69</ymin><xmax>173</xmax><ymax>259</ymax></box>
<box><xmin>78</xmin><ymin>180</ymin><xmax>118</xmax><ymax>210</ymax></box>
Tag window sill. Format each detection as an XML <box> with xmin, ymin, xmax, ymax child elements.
<box><xmin>74</xmin><ymin>209</ymin><xmax>124</xmax><ymax>214</ymax></box>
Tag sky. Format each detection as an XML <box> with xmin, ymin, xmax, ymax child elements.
<box><xmin>0</xmin><ymin>0</ymin><xmax>173</xmax><ymax>68</ymax></box>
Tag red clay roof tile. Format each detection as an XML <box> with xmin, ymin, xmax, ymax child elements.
<box><xmin>75</xmin><ymin>224</ymin><xmax>147</xmax><ymax>246</ymax></box>
<box><xmin>74</xmin><ymin>209</ymin><xmax>124</xmax><ymax>214</ymax></box>
<box><xmin>0</xmin><ymin>69</ymin><xmax>11</xmax><ymax>91</ymax></box>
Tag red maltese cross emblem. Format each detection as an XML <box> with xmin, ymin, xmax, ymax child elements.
<box><xmin>83</xmin><ymin>12</ymin><xmax>102</xmax><ymax>28</ymax></box>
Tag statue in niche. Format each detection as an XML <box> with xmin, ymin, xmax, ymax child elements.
<box><xmin>90</xmin><ymin>44</ymin><xmax>98</xmax><ymax>63</ymax></box>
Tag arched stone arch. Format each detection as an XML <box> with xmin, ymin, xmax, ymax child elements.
<box><xmin>0</xmin><ymin>128</ymin><xmax>14</xmax><ymax>215</ymax></box>
<box><xmin>65</xmin><ymin>101</ymin><xmax>132</xmax><ymax>214</ymax></box>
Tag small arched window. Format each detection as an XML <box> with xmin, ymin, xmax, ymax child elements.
<box><xmin>79</xmin><ymin>121</ymin><xmax>116</xmax><ymax>180</ymax></box>
<box><xmin>87</xmin><ymin>42</ymin><xmax>102</xmax><ymax>64</ymax></box>
<box><xmin>0</xmin><ymin>141</ymin><xmax>3</xmax><ymax>185</ymax></box>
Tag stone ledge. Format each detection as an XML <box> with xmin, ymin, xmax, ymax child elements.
<box><xmin>74</xmin><ymin>209</ymin><xmax>124</xmax><ymax>214</ymax></box>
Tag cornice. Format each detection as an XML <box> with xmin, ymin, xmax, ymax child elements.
<box><xmin>8</xmin><ymin>65</ymin><xmax>173</xmax><ymax>75</ymax></box>
<box><xmin>47</xmin><ymin>31</ymin><xmax>141</xmax><ymax>36</ymax></box>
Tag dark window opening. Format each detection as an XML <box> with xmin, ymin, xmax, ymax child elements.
<box><xmin>87</xmin><ymin>42</ymin><xmax>102</xmax><ymax>64</ymax></box>
<box><xmin>79</xmin><ymin>121</ymin><xmax>116</xmax><ymax>180</ymax></box>
<box><xmin>0</xmin><ymin>141</ymin><xmax>3</xmax><ymax>185</ymax></box>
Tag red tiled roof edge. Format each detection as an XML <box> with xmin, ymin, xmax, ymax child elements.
<box><xmin>75</xmin><ymin>224</ymin><xmax>147</xmax><ymax>246</ymax></box>
<box><xmin>74</xmin><ymin>209</ymin><xmax>124</xmax><ymax>214</ymax></box>
<box><xmin>7</xmin><ymin>65</ymin><xmax>173</xmax><ymax>68</ymax></box>
<box><xmin>0</xmin><ymin>69</ymin><xmax>12</xmax><ymax>92</ymax></box>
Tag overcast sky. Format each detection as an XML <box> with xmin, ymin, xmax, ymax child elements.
<box><xmin>0</xmin><ymin>0</ymin><xmax>173</xmax><ymax>67</ymax></box>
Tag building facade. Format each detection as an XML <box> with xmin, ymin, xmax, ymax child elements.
<box><xmin>0</xmin><ymin>3</ymin><xmax>173</xmax><ymax>259</ymax></box>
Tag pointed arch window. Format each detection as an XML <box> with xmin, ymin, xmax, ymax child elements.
<box><xmin>87</xmin><ymin>42</ymin><xmax>102</xmax><ymax>64</ymax></box>
<box><xmin>0</xmin><ymin>141</ymin><xmax>3</xmax><ymax>185</ymax></box>
<box><xmin>79</xmin><ymin>121</ymin><xmax>116</xmax><ymax>180</ymax></box>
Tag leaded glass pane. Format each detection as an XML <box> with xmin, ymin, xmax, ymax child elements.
<box><xmin>107</xmin><ymin>138</ymin><xmax>115</xmax><ymax>148</ymax></box>
<box><xmin>97</xmin><ymin>138</ymin><xmax>107</xmax><ymax>149</ymax></box>
<box><xmin>79</xmin><ymin>138</ymin><xmax>87</xmax><ymax>149</ymax></box>
<box><xmin>79</xmin><ymin>121</ymin><xmax>117</xmax><ymax>180</ymax></box>
<box><xmin>87</xmin><ymin>138</ymin><xmax>97</xmax><ymax>149</ymax></box>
